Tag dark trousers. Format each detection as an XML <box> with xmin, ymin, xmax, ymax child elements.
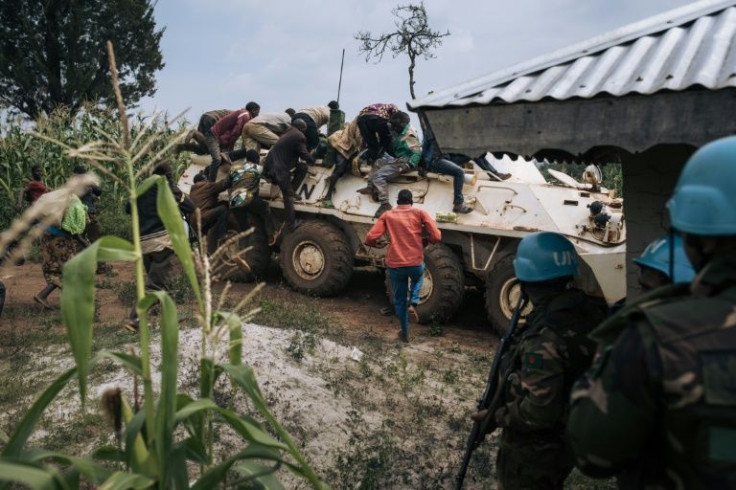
<box><xmin>325</xmin><ymin>153</ymin><xmax>353</xmax><ymax>199</ymax></box>
<box><xmin>357</xmin><ymin>114</ymin><xmax>393</xmax><ymax>161</ymax></box>
<box><xmin>264</xmin><ymin>163</ymin><xmax>307</xmax><ymax>229</ymax></box>
<box><xmin>198</xmin><ymin>114</ymin><xmax>222</xmax><ymax>181</ymax></box>
<box><xmin>293</xmin><ymin>113</ymin><xmax>319</xmax><ymax>151</ymax></box>
<box><xmin>200</xmin><ymin>204</ymin><xmax>229</xmax><ymax>242</ymax></box>
<box><xmin>183</xmin><ymin>114</ymin><xmax>219</xmax><ymax>156</ymax></box>
<box><xmin>233</xmin><ymin>197</ymin><xmax>275</xmax><ymax>237</ymax></box>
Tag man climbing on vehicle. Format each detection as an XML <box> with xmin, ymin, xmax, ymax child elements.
<box><xmin>364</xmin><ymin>189</ymin><xmax>441</xmax><ymax>342</ymax></box>
<box><xmin>362</xmin><ymin>111</ymin><xmax>422</xmax><ymax>218</ymax></box>
<box><xmin>262</xmin><ymin>119</ymin><xmax>314</xmax><ymax>232</ymax></box>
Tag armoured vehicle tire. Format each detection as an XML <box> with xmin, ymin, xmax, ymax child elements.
<box><xmin>485</xmin><ymin>255</ymin><xmax>532</xmax><ymax>335</ymax></box>
<box><xmin>220</xmin><ymin>215</ymin><xmax>270</xmax><ymax>282</ymax></box>
<box><xmin>279</xmin><ymin>220</ymin><xmax>353</xmax><ymax>296</ymax></box>
<box><xmin>384</xmin><ymin>243</ymin><xmax>464</xmax><ymax>323</ymax></box>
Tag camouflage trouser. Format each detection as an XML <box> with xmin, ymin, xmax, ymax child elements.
<box><xmin>371</xmin><ymin>156</ymin><xmax>410</xmax><ymax>204</ymax></box>
<box><xmin>41</xmin><ymin>234</ymin><xmax>79</xmax><ymax>287</ymax></box>
<box><xmin>496</xmin><ymin>429</ymin><xmax>573</xmax><ymax>490</ymax></box>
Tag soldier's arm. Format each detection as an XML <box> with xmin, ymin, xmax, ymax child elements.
<box><xmin>496</xmin><ymin>330</ymin><xmax>567</xmax><ymax>432</ymax></box>
<box><xmin>567</xmin><ymin>325</ymin><xmax>658</xmax><ymax>477</ymax></box>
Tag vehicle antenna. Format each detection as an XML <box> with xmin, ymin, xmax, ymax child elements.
<box><xmin>337</xmin><ymin>48</ymin><xmax>345</xmax><ymax>105</ymax></box>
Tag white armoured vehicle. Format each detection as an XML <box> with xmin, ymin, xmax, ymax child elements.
<box><xmin>180</xmin><ymin>154</ymin><xmax>626</xmax><ymax>333</ymax></box>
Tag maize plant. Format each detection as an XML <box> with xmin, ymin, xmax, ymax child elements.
<box><xmin>0</xmin><ymin>42</ymin><xmax>328</xmax><ymax>490</ymax></box>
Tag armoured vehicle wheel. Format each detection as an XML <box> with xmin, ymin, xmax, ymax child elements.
<box><xmin>419</xmin><ymin>244</ymin><xmax>464</xmax><ymax>322</ymax></box>
<box><xmin>279</xmin><ymin>220</ymin><xmax>353</xmax><ymax>296</ymax></box>
<box><xmin>485</xmin><ymin>256</ymin><xmax>533</xmax><ymax>335</ymax></box>
<box><xmin>386</xmin><ymin>243</ymin><xmax>464</xmax><ymax>323</ymax></box>
<box><xmin>219</xmin><ymin>215</ymin><xmax>270</xmax><ymax>282</ymax></box>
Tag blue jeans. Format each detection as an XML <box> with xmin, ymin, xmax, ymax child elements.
<box><xmin>426</xmin><ymin>157</ymin><xmax>465</xmax><ymax>205</ymax></box>
<box><xmin>388</xmin><ymin>264</ymin><xmax>424</xmax><ymax>336</ymax></box>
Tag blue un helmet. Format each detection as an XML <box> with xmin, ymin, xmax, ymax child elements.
<box><xmin>633</xmin><ymin>234</ymin><xmax>695</xmax><ymax>284</ymax></box>
<box><xmin>513</xmin><ymin>232</ymin><xmax>578</xmax><ymax>282</ymax></box>
<box><xmin>667</xmin><ymin>136</ymin><xmax>736</xmax><ymax>235</ymax></box>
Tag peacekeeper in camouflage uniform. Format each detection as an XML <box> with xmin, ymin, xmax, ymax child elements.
<box><xmin>490</xmin><ymin>232</ymin><xmax>606</xmax><ymax>489</ymax></box>
<box><xmin>567</xmin><ymin>135</ymin><xmax>736</xmax><ymax>489</ymax></box>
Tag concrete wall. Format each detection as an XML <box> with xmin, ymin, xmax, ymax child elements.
<box><xmin>622</xmin><ymin>144</ymin><xmax>694</xmax><ymax>298</ymax></box>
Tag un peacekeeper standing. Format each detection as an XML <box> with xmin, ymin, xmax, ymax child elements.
<box><xmin>567</xmin><ymin>136</ymin><xmax>736</xmax><ymax>489</ymax></box>
<box><xmin>483</xmin><ymin>232</ymin><xmax>605</xmax><ymax>489</ymax></box>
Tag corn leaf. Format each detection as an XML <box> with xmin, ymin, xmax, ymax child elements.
<box><xmin>26</xmin><ymin>450</ymin><xmax>110</xmax><ymax>484</ymax></box>
<box><xmin>173</xmin><ymin>397</ymin><xmax>285</xmax><ymax>449</ymax></box>
<box><xmin>98</xmin><ymin>351</ymin><xmax>143</xmax><ymax>377</ymax></box>
<box><xmin>176</xmin><ymin>437</ymin><xmax>209</xmax><ymax>465</ymax></box>
<box><xmin>173</xmin><ymin>398</ymin><xmax>218</xmax><ymax>423</ymax></box>
<box><xmin>0</xmin><ymin>461</ymin><xmax>55</xmax><ymax>490</ymax></box>
<box><xmin>122</xmin><ymin>407</ymin><xmax>150</xmax><ymax>474</ymax></box>
<box><xmin>198</xmin><ymin>358</ymin><xmax>223</xmax><ymax>399</ymax></box>
<box><xmin>155</xmin><ymin>179</ymin><xmax>202</xmax><ymax>308</ymax></box>
<box><xmin>2</xmin><ymin>367</ymin><xmax>76</xmax><ymax>458</ymax></box>
<box><xmin>216</xmin><ymin>312</ymin><xmax>243</xmax><ymax>368</ymax></box>
<box><xmin>190</xmin><ymin>446</ymin><xmax>284</xmax><ymax>490</ymax></box>
<box><xmin>139</xmin><ymin>291</ymin><xmax>178</xmax><ymax>489</ymax></box>
<box><xmin>235</xmin><ymin>461</ymin><xmax>285</xmax><ymax>490</ymax></box>
<box><xmin>135</xmin><ymin>175</ymin><xmax>159</xmax><ymax>199</ymax></box>
<box><xmin>99</xmin><ymin>471</ymin><xmax>154</xmax><ymax>490</ymax></box>
<box><xmin>175</xmin><ymin>394</ymin><xmax>204</xmax><ymax>449</ymax></box>
<box><xmin>62</xmin><ymin>237</ymin><xmax>136</xmax><ymax>402</ymax></box>
<box><xmin>223</xmin><ymin>364</ymin><xmax>326</xmax><ymax>488</ymax></box>
<box><xmin>216</xmin><ymin>408</ymin><xmax>286</xmax><ymax>450</ymax></box>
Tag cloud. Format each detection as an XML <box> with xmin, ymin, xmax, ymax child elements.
<box><xmin>142</xmin><ymin>0</ymin><xmax>694</xmax><ymax>126</ymax></box>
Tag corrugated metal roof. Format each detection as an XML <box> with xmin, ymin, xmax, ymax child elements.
<box><xmin>409</xmin><ymin>0</ymin><xmax>736</xmax><ymax>110</ymax></box>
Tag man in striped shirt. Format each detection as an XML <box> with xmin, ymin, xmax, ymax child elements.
<box><xmin>364</xmin><ymin>189</ymin><xmax>442</xmax><ymax>342</ymax></box>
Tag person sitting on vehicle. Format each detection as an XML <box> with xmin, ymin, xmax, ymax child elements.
<box><xmin>322</xmin><ymin>116</ymin><xmax>364</xmax><ymax>209</ymax></box>
<box><xmin>229</xmin><ymin>149</ymin><xmax>279</xmax><ymax>245</ymax></box>
<box><xmin>421</xmin><ymin>126</ymin><xmax>473</xmax><ymax>214</ymax></box>
<box><xmin>470</xmin><ymin>154</ymin><xmax>512</xmax><ymax>181</ymax></box>
<box><xmin>242</xmin><ymin>111</ymin><xmax>293</xmax><ymax>151</ymax></box>
<box><xmin>292</xmin><ymin>101</ymin><xmax>340</xmax><ymax>151</ymax></box>
<box><xmin>262</xmin><ymin>119</ymin><xmax>314</xmax><ymax>232</ymax></box>
<box><xmin>360</xmin><ymin>111</ymin><xmax>421</xmax><ymax>218</ymax></box>
<box><xmin>356</xmin><ymin>102</ymin><xmax>400</xmax><ymax>162</ymax></box>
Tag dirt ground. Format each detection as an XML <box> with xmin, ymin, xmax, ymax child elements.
<box><xmin>0</xmin><ymin>259</ymin><xmax>612</xmax><ymax>489</ymax></box>
<box><xmin>0</xmin><ymin>258</ymin><xmax>498</xmax><ymax>351</ymax></box>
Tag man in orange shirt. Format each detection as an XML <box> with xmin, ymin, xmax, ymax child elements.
<box><xmin>364</xmin><ymin>189</ymin><xmax>442</xmax><ymax>342</ymax></box>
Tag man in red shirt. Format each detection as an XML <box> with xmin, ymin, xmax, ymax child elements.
<box><xmin>176</xmin><ymin>102</ymin><xmax>261</xmax><ymax>181</ymax></box>
<box><xmin>364</xmin><ymin>189</ymin><xmax>442</xmax><ymax>342</ymax></box>
<box><xmin>16</xmin><ymin>165</ymin><xmax>49</xmax><ymax>211</ymax></box>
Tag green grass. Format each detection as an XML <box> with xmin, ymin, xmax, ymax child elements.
<box><xmin>254</xmin><ymin>297</ymin><xmax>330</xmax><ymax>332</ymax></box>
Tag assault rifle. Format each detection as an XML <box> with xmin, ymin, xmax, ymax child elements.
<box><xmin>455</xmin><ymin>293</ymin><xmax>529</xmax><ymax>490</ymax></box>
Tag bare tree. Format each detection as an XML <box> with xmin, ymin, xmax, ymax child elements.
<box><xmin>355</xmin><ymin>2</ymin><xmax>450</xmax><ymax>99</ymax></box>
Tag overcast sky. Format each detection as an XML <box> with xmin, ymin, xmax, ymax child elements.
<box><xmin>140</xmin><ymin>0</ymin><xmax>695</xmax><ymax>126</ymax></box>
